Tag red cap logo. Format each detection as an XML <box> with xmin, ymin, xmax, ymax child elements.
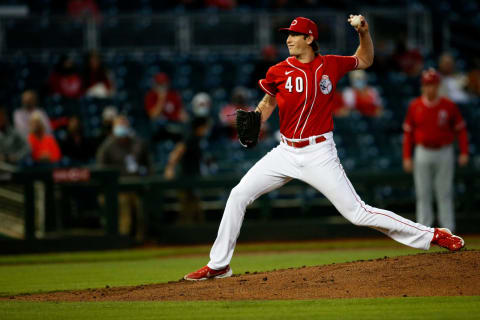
<box><xmin>279</xmin><ymin>17</ymin><xmax>318</xmax><ymax>40</ymax></box>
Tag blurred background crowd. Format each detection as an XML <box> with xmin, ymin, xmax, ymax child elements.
<box><xmin>0</xmin><ymin>0</ymin><xmax>479</xmax><ymax>237</ymax></box>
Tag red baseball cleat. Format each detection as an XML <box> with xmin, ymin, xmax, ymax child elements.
<box><xmin>431</xmin><ymin>228</ymin><xmax>465</xmax><ymax>251</ymax></box>
<box><xmin>184</xmin><ymin>265</ymin><xmax>232</xmax><ymax>281</ymax></box>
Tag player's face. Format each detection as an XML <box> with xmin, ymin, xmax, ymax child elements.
<box><xmin>422</xmin><ymin>83</ymin><xmax>439</xmax><ymax>100</ymax></box>
<box><xmin>286</xmin><ymin>33</ymin><xmax>310</xmax><ymax>57</ymax></box>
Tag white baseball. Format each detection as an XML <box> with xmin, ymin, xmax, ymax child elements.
<box><xmin>350</xmin><ymin>15</ymin><xmax>362</xmax><ymax>27</ymax></box>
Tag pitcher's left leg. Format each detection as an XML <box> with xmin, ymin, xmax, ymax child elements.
<box><xmin>302</xmin><ymin>145</ymin><xmax>434</xmax><ymax>250</ymax></box>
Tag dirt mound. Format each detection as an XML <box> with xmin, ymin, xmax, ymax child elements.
<box><xmin>7</xmin><ymin>250</ymin><xmax>480</xmax><ymax>301</ymax></box>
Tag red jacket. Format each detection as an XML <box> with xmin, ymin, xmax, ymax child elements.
<box><xmin>28</xmin><ymin>133</ymin><xmax>62</xmax><ymax>163</ymax></box>
<box><xmin>402</xmin><ymin>96</ymin><xmax>468</xmax><ymax>159</ymax></box>
<box><xmin>48</xmin><ymin>72</ymin><xmax>83</xmax><ymax>99</ymax></box>
<box><xmin>144</xmin><ymin>90</ymin><xmax>183</xmax><ymax>122</ymax></box>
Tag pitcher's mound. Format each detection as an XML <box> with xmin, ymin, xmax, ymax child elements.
<box><xmin>11</xmin><ymin>250</ymin><xmax>480</xmax><ymax>301</ymax></box>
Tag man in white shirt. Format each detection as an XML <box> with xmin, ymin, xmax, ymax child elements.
<box><xmin>14</xmin><ymin>90</ymin><xmax>52</xmax><ymax>138</ymax></box>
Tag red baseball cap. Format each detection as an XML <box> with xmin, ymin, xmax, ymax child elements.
<box><xmin>279</xmin><ymin>17</ymin><xmax>318</xmax><ymax>40</ymax></box>
<box><xmin>421</xmin><ymin>68</ymin><xmax>441</xmax><ymax>85</ymax></box>
<box><xmin>154</xmin><ymin>72</ymin><xmax>170</xmax><ymax>85</ymax></box>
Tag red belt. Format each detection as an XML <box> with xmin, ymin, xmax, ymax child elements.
<box><xmin>283</xmin><ymin>136</ymin><xmax>326</xmax><ymax>148</ymax></box>
<box><xmin>420</xmin><ymin>143</ymin><xmax>448</xmax><ymax>150</ymax></box>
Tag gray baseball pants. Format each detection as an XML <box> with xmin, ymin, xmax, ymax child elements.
<box><xmin>413</xmin><ymin>144</ymin><xmax>455</xmax><ymax>231</ymax></box>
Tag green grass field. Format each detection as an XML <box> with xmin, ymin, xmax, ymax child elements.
<box><xmin>1</xmin><ymin>237</ymin><xmax>479</xmax><ymax>319</ymax></box>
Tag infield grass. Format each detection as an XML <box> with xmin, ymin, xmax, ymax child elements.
<box><xmin>1</xmin><ymin>296</ymin><xmax>480</xmax><ymax>320</ymax></box>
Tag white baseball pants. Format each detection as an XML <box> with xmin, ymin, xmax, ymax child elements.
<box><xmin>208</xmin><ymin>132</ymin><xmax>435</xmax><ymax>269</ymax></box>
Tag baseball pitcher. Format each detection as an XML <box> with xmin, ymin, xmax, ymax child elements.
<box><xmin>184</xmin><ymin>16</ymin><xmax>465</xmax><ymax>281</ymax></box>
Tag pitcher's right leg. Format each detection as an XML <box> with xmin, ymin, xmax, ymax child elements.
<box><xmin>207</xmin><ymin>147</ymin><xmax>294</xmax><ymax>270</ymax></box>
<box><xmin>184</xmin><ymin>146</ymin><xmax>295</xmax><ymax>280</ymax></box>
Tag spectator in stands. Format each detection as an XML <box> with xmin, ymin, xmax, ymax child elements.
<box><xmin>48</xmin><ymin>55</ymin><xmax>83</xmax><ymax>99</ymax></box>
<box><xmin>67</xmin><ymin>0</ymin><xmax>101</xmax><ymax>23</ymax></box>
<box><xmin>219</xmin><ymin>86</ymin><xmax>269</xmax><ymax>142</ymax></box>
<box><xmin>27</xmin><ymin>111</ymin><xmax>62</xmax><ymax>164</ymax></box>
<box><xmin>59</xmin><ymin>116</ymin><xmax>94</xmax><ymax>164</ymax></box>
<box><xmin>94</xmin><ymin>106</ymin><xmax>118</xmax><ymax>148</ymax></box>
<box><xmin>205</xmin><ymin>0</ymin><xmax>237</xmax><ymax>10</ymax></box>
<box><xmin>342</xmin><ymin>70</ymin><xmax>383</xmax><ymax>117</ymax></box>
<box><xmin>191</xmin><ymin>92</ymin><xmax>212</xmax><ymax>118</ymax></box>
<box><xmin>96</xmin><ymin>115</ymin><xmax>152</xmax><ymax>240</ymax></box>
<box><xmin>219</xmin><ymin>86</ymin><xmax>251</xmax><ymax>141</ymax></box>
<box><xmin>392</xmin><ymin>37</ymin><xmax>423</xmax><ymax>77</ymax></box>
<box><xmin>438</xmin><ymin>52</ymin><xmax>470</xmax><ymax>103</ymax></box>
<box><xmin>14</xmin><ymin>90</ymin><xmax>52</xmax><ymax>139</ymax></box>
<box><xmin>164</xmin><ymin>116</ymin><xmax>211</xmax><ymax>180</ymax></box>
<box><xmin>370</xmin><ymin>38</ymin><xmax>395</xmax><ymax>75</ymax></box>
<box><xmin>402</xmin><ymin>68</ymin><xmax>469</xmax><ymax>232</ymax></box>
<box><xmin>0</xmin><ymin>107</ymin><xmax>30</xmax><ymax>165</ymax></box>
<box><xmin>251</xmin><ymin>45</ymin><xmax>278</xmax><ymax>89</ymax></box>
<box><xmin>467</xmin><ymin>58</ymin><xmax>480</xmax><ymax>97</ymax></box>
<box><xmin>97</xmin><ymin>115</ymin><xmax>152</xmax><ymax>175</ymax></box>
<box><xmin>164</xmin><ymin>116</ymin><xmax>212</xmax><ymax>224</ymax></box>
<box><xmin>82</xmin><ymin>51</ymin><xmax>114</xmax><ymax>98</ymax></box>
<box><xmin>144</xmin><ymin>72</ymin><xmax>187</xmax><ymax>142</ymax></box>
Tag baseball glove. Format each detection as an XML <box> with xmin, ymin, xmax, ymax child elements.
<box><xmin>236</xmin><ymin>109</ymin><xmax>261</xmax><ymax>148</ymax></box>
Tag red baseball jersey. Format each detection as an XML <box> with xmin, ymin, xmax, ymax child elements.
<box><xmin>402</xmin><ymin>96</ymin><xmax>469</xmax><ymax>159</ymax></box>
<box><xmin>144</xmin><ymin>90</ymin><xmax>184</xmax><ymax>121</ymax></box>
<box><xmin>258</xmin><ymin>55</ymin><xmax>358</xmax><ymax>139</ymax></box>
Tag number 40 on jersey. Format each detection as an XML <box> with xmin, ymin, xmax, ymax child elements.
<box><xmin>285</xmin><ymin>76</ymin><xmax>304</xmax><ymax>93</ymax></box>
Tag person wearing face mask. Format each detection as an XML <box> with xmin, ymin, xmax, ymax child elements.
<box><xmin>96</xmin><ymin>115</ymin><xmax>152</xmax><ymax>241</ymax></box>
<box><xmin>14</xmin><ymin>90</ymin><xmax>52</xmax><ymax>139</ymax></box>
<box><xmin>342</xmin><ymin>70</ymin><xmax>383</xmax><ymax>117</ymax></box>
<box><xmin>191</xmin><ymin>92</ymin><xmax>212</xmax><ymax>118</ymax></box>
<box><xmin>96</xmin><ymin>115</ymin><xmax>152</xmax><ymax>176</ymax></box>
<box><xmin>144</xmin><ymin>72</ymin><xmax>188</xmax><ymax>142</ymax></box>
